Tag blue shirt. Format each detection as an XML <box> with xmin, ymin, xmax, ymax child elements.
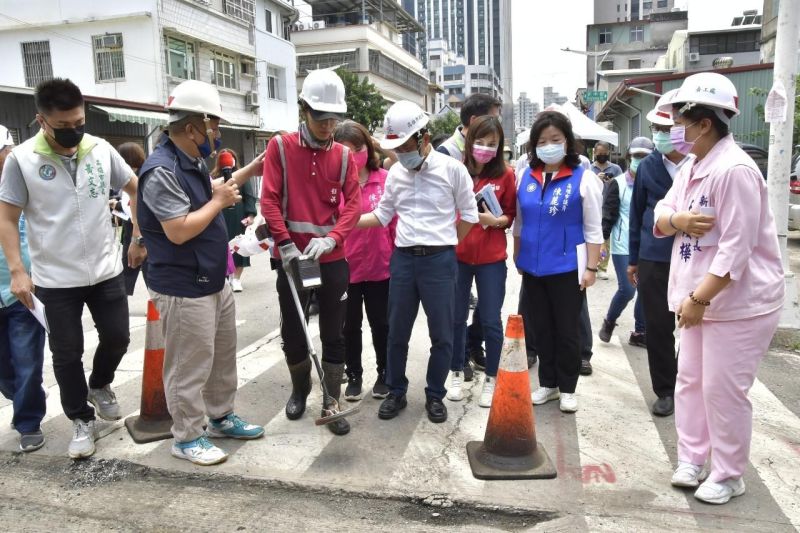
<box><xmin>0</xmin><ymin>216</ymin><xmax>31</xmax><ymax>308</ymax></box>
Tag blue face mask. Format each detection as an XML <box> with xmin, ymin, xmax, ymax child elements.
<box><xmin>193</xmin><ymin>125</ymin><xmax>222</xmax><ymax>158</ymax></box>
<box><xmin>397</xmin><ymin>149</ymin><xmax>425</xmax><ymax>170</ymax></box>
<box><xmin>535</xmin><ymin>143</ymin><xmax>566</xmax><ymax>165</ymax></box>
<box><xmin>652</xmin><ymin>131</ymin><xmax>674</xmax><ymax>154</ymax></box>
<box><xmin>629</xmin><ymin>157</ymin><xmax>643</xmax><ymax>174</ymax></box>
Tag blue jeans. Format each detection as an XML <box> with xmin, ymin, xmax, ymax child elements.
<box><xmin>386</xmin><ymin>248</ymin><xmax>457</xmax><ymax>401</ymax></box>
<box><xmin>0</xmin><ymin>300</ymin><xmax>46</xmax><ymax>433</ymax></box>
<box><xmin>606</xmin><ymin>254</ymin><xmax>645</xmax><ymax>332</ymax></box>
<box><xmin>452</xmin><ymin>261</ymin><xmax>506</xmax><ymax>377</ymax></box>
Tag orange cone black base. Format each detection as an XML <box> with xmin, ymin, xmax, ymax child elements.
<box><xmin>467</xmin><ymin>314</ymin><xmax>556</xmax><ymax>480</ymax></box>
<box><xmin>125</xmin><ymin>300</ymin><xmax>173</xmax><ymax>444</ymax></box>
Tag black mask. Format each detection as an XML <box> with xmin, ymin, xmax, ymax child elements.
<box><xmin>43</xmin><ymin>119</ymin><xmax>85</xmax><ymax>149</ymax></box>
<box><xmin>595</xmin><ymin>154</ymin><xmax>609</xmax><ymax>164</ymax></box>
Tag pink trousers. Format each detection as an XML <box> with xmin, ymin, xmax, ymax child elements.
<box><xmin>675</xmin><ymin>309</ymin><xmax>780</xmax><ymax>482</ymax></box>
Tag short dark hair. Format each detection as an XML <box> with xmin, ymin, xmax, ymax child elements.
<box><xmin>460</xmin><ymin>94</ymin><xmax>502</xmax><ymax>127</ymax></box>
<box><xmin>464</xmin><ymin>115</ymin><xmax>506</xmax><ymax>179</ymax></box>
<box><xmin>334</xmin><ymin>120</ymin><xmax>381</xmax><ymax>171</ymax></box>
<box><xmin>35</xmin><ymin>78</ymin><xmax>84</xmax><ymax>114</ymax></box>
<box><xmin>117</xmin><ymin>142</ymin><xmax>146</xmax><ymax>171</ymax></box>
<box><xmin>527</xmin><ymin>111</ymin><xmax>581</xmax><ymax>169</ymax></box>
<box><xmin>673</xmin><ymin>103</ymin><xmax>730</xmax><ymax>138</ymax></box>
<box><xmin>594</xmin><ymin>141</ymin><xmax>612</xmax><ymax>152</ymax></box>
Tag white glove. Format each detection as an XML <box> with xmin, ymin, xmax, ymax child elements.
<box><xmin>279</xmin><ymin>242</ymin><xmax>301</xmax><ymax>271</ymax></box>
<box><xmin>303</xmin><ymin>236</ymin><xmax>336</xmax><ymax>260</ymax></box>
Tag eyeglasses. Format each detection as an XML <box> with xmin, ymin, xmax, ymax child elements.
<box><xmin>650</xmin><ymin>126</ymin><xmax>671</xmax><ymax>134</ymax></box>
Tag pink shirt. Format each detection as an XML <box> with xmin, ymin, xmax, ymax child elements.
<box><xmin>345</xmin><ymin>168</ymin><xmax>395</xmax><ymax>283</ymax></box>
<box><xmin>654</xmin><ymin>135</ymin><xmax>784</xmax><ymax>321</ymax></box>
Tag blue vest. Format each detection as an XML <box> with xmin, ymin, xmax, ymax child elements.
<box><xmin>516</xmin><ymin>165</ymin><xmax>585</xmax><ymax>277</ymax></box>
<box><xmin>137</xmin><ymin>134</ymin><xmax>228</xmax><ymax>297</ymax></box>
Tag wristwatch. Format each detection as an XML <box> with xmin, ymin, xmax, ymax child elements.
<box><xmin>132</xmin><ymin>236</ymin><xmax>145</xmax><ymax>246</ymax></box>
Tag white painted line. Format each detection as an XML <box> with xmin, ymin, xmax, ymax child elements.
<box><xmin>748</xmin><ymin>379</ymin><xmax>800</xmax><ymax>529</ymax></box>
<box><xmin>576</xmin><ymin>336</ymin><xmax>696</xmax><ymax>528</ymax></box>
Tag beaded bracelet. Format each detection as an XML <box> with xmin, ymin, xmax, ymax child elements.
<box><xmin>669</xmin><ymin>212</ymin><xmax>679</xmax><ymax>231</ymax></box>
<box><xmin>689</xmin><ymin>291</ymin><xmax>711</xmax><ymax>306</ymax></box>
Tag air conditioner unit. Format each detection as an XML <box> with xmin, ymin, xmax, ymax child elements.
<box><xmin>294</xmin><ymin>22</ymin><xmax>306</xmax><ymax>31</ymax></box>
<box><xmin>312</xmin><ymin>20</ymin><xmax>326</xmax><ymax>29</ymax></box>
<box><xmin>102</xmin><ymin>34</ymin><xmax>123</xmax><ymax>48</ymax></box>
<box><xmin>688</xmin><ymin>52</ymin><xmax>700</xmax><ymax>62</ymax></box>
<box><xmin>247</xmin><ymin>91</ymin><xmax>259</xmax><ymax>107</ymax></box>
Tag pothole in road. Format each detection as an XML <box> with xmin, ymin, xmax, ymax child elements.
<box><xmin>63</xmin><ymin>458</ymin><xmax>149</xmax><ymax>488</ymax></box>
<box><xmin>400</xmin><ymin>495</ymin><xmax>558</xmax><ymax>530</ymax></box>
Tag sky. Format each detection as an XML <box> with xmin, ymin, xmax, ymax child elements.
<box><xmin>511</xmin><ymin>0</ymin><xmax>763</xmax><ymax>107</ymax></box>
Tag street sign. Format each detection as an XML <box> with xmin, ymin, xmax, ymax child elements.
<box><xmin>584</xmin><ymin>91</ymin><xmax>608</xmax><ymax>102</ymax></box>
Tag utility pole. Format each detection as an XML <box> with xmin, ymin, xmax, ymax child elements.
<box><xmin>766</xmin><ymin>0</ymin><xmax>800</xmax><ymax>328</ymax></box>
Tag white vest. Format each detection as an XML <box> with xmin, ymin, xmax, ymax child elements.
<box><xmin>15</xmin><ymin>132</ymin><xmax>123</xmax><ymax>288</ymax></box>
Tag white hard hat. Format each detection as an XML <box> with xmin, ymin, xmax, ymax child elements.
<box><xmin>657</xmin><ymin>72</ymin><xmax>740</xmax><ymax>119</ymax></box>
<box><xmin>628</xmin><ymin>136</ymin><xmax>654</xmax><ymax>156</ymax></box>
<box><xmin>299</xmin><ymin>69</ymin><xmax>347</xmax><ymax>117</ymax></box>
<box><xmin>166</xmin><ymin>80</ymin><xmax>228</xmax><ymax>123</ymax></box>
<box><xmin>646</xmin><ymin>89</ymin><xmax>679</xmax><ymax>126</ymax></box>
<box><xmin>380</xmin><ymin>101</ymin><xmax>429</xmax><ymax>150</ymax></box>
<box><xmin>0</xmin><ymin>125</ymin><xmax>13</xmax><ymax>148</ymax></box>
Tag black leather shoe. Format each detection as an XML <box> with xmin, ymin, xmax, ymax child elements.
<box><xmin>527</xmin><ymin>353</ymin><xmax>538</xmax><ymax>369</ymax></box>
<box><xmin>629</xmin><ymin>331</ymin><xmax>647</xmax><ymax>348</ymax></box>
<box><xmin>599</xmin><ymin>319</ymin><xmax>616</xmax><ymax>343</ymax></box>
<box><xmin>463</xmin><ymin>361</ymin><xmax>474</xmax><ymax>382</ymax></box>
<box><xmin>378</xmin><ymin>394</ymin><xmax>407</xmax><ymax>420</ymax></box>
<box><xmin>580</xmin><ymin>359</ymin><xmax>593</xmax><ymax>376</ymax></box>
<box><xmin>652</xmin><ymin>396</ymin><xmax>674</xmax><ymax>417</ymax></box>
<box><xmin>469</xmin><ymin>347</ymin><xmax>487</xmax><ymax>370</ymax></box>
<box><xmin>425</xmin><ymin>397</ymin><xmax>448</xmax><ymax>423</ymax></box>
<box><xmin>325</xmin><ymin>412</ymin><xmax>351</xmax><ymax>435</ymax></box>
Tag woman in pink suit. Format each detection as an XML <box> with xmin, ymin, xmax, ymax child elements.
<box><xmin>653</xmin><ymin>72</ymin><xmax>784</xmax><ymax>505</ymax></box>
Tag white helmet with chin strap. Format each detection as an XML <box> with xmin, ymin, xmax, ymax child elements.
<box><xmin>646</xmin><ymin>89</ymin><xmax>679</xmax><ymax>126</ymax></box>
<box><xmin>657</xmin><ymin>72</ymin><xmax>740</xmax><ymax>124</ymax></box>
<box><xmin>380</xmin><ymin>101</ymin><xmax>429</xmax><ymax>150</ymax></box>
<box><xmin>165</xmin><ymin>80</ymin><xmax>226</xmax><ymax>156</ymax></box>
<box><xmin>299</xmin><ymin>69</ymin><xmax>347</xmax><ymax>119</ymax></box>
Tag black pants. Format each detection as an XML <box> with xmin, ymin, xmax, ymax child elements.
<box><xmin>344</xmin><ymin>279</ymin><xmax>389</xmax><ymax>377</ymax></box>
<box><xmin>522</xmin><ymin>270</ymin><xmax>582</xmax><ymax>393</ymax></box>
<box><xmin>637</xmin><ymin>260</ymin><xmax>677</xmax><ymax>398</ymax></box>
<box><xmin>275</xmin><ymin>259</ymin><xmax>349</xmax><ymax>365</ymax></box>
<box><xmin>580</xmin><ymin>294</ymin><xmax>593</xmax><ymax>361</ymax></box>
<box><xmin>121</xmin><ymin>219</ymin><xmax>147</xmax><ymax>296</ymax></box>
<box><xmin>517</xmin><ymin>284</ymin><xmax>538</xmax><ymax>358</ymax></box>
<box><xmin>35</xmin><ymin>273</ymin><xmax>130</xmax><ymax>421</ymax></box>
<box><xmin>466</xmin><ymin>307</ymin><xmax>483</xmax><ymax>353</ymax></box>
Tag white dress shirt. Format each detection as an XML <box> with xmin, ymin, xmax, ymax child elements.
<box><xmin>373</xmin><ymin>150</ymin><xmax>479</xmax><ymax>247</ymax></box>
<box><xmin>662</xmin><ymin>153</ymin><xmax>691</xmax><ymax>179</ymax></box>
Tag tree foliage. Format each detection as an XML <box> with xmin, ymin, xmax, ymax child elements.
<box><xmin>746</xmin><ymin>75</ymin><xmax>800</xmax><ymax>148</ymax></box>
<box><xmin>335</xmin><ymin>68</ymin><xmax>386</xmax><ymax>133</ymax></box>
<box><xmin>427</xmin><ymin>110</ymin><xmax>461</xmax><ymax>138</ymax></box>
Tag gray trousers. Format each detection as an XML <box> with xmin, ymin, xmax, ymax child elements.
<box><xmin>151</xmin><ymin>284</ymin><xmax>237</xmax><ymax>442</ymax></box>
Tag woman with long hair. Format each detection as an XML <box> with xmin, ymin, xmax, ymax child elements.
<box><xmin>513</xmin><ymin>111</ymin><xmax>603</xmax><ymax>413</ymax></box>
<box><xmin>334</xmin><ymin>120</ymin><xmax>394</xmax><ymax>401</ymax></box>
<box><xmin>446</xmin><ymin>116</ymin><xmax>516</xmax><ymax>407</ymax></box>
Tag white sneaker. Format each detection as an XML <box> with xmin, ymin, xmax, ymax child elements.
<box><xmin>446</xmin><ymin>371</ymin><xmax>464</xmax><ymax>401</ymax></box>
<box><xmin>531</xmin><ymin>386</ymin><xmax>560</xmax><ymax>405</ymax></box>
<box><xmin>671</xmin><ymin>462</ymin><xmax>708</xmax><ymax>488</ymax></box>
<box><xmin>68</xmin><ymin>419</ymin><xmax>96</xmax><ymax>459</ymax></box>
<box><xmin>559</xmin><ymin>392</ymin><xmax>578</xmax><ymax>413</ymax></box>
<box><xmin>478</xmin><ymin>376</ymin><xmax>495</xmax><ymax>407</ymax></box>
<box><xmin>171</xmin><ymin>436</ymin><xmax>228</xmax><ymax>466</ymax></box>
<box><xmin>230</xmin><ymin>278</ymin><xmax>243</xmax><ymax>292</ymax></box>
<box><xmin>694</xmin><ymin>477</ymin><xmax>745</xmax><ymax>504</ymax></box>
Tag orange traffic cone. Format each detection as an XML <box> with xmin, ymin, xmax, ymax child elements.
<box><xmin>124</xmin><ymin>300</ymin><xmax>173</xmax><ymax>443</ymax></box>
<box><xmin>466</xmin><ymin>314</ymin><xmax>556</xmax><ymax>479</ymax></box>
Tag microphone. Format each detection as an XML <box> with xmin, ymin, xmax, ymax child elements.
<box><xmin>218</xmin><ymin>151</ymin><xmax>235</xmax><ymax>182</ymax></box>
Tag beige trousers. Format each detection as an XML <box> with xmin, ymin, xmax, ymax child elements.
<box><xmin>151</xmin><ymin>284</ymin><xmax>238</xmax><ymax>442</ymax></box>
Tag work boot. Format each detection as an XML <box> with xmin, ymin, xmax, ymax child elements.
<box><xmin>598</xmin><ymin>319</ymin><xmax>616</xmax><ymax>343</ymax></box>
<box><xmin>285</xmin><ymin>359</ymin><xmax>312</xmax><ymax>421</ymax></box>
<box><xmin>321</xmin><ymin>361</ymin><xmax>350</xmax><ymax>436</ymax></box>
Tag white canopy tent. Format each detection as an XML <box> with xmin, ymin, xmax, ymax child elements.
<box><xmin>516</xmin><ymin>102</ymin><xmax>619</xmax><ymax>150</ymax></box>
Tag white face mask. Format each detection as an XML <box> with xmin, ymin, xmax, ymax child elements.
<box><xmin>536</xmin><ymin>143</ymin><xmax>566</xmax><ymax>165</ymax></box>
<box><xmin>396</xmin><ymin>149</ymin><xmax>425</xmax><ymax>170</ymax></box>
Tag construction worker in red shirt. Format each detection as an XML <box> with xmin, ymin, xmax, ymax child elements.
<box><xmin>260</xmin><ymin>69</ymin><xmax>360</xmax><ymax>435</ymax></box>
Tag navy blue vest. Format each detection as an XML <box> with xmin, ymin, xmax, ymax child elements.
<box><xmin>138</xmin><ymin>134</ymin><xmax>228</xmax><ymax>297</ymax></box>
<box><xmin>516</xmin><ymin>165</ymin><xmax>585</xmax><ymax>277</ymax></box>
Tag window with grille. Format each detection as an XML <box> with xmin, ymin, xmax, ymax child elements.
<box><xmin>224</xmin><ymin>0</ymin><xmax>255</xmax><ymax>25</ymax></box>
<box><xmin>165</xmin><ymin>36</ymin><xmax>196</xmax><ymax>80</ymax></box>
<box><xmin>210</xmin><ymin>52</ymin><xmax>237</xmax><ymax>89</ymax></box>
<box><xmin>657</xmin><ymin>0</ymin><xmax>668</xmax><ymax>7</ymax></box>
<box><xmin>267</xmin><ymin>65</ymin><xmax>285</xmax><ymax>101</ymax></box>
<box><xmin>20</xmin><ymin>40</ymin><xmax>53</xmax><ymax>88</ymax></box>
<box><xmin>297</xmin><ymin>50</ymin><xmax>357</xmax><ymax>73</ymax></box>
<box><xmin>631</xmin><ymin>113</ymin><xmax>641</xmax><ymax>139</ymax></box>
<box><xmin>628</xmin><ymin>58</ymin><xmax>642</xmax><ymax>68</ymax></box>
<box><xmin>600</xmin><ymin>59</ymin><xmax>614</xmax><ymax>70</ymax></box>
<box><xmin>630</xmin><ymin>26</ymin><xmax>644</xmax><ymax>42</ymax></box>
<box><xmin>93</xmin><ymin>33</ymin><xmax>125</xmax><ymax>82</ymax></box>
<box><xmin>599</xmin><ymin>27</ymin><xmax>612</xmax><ymax>44</ymax></box>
